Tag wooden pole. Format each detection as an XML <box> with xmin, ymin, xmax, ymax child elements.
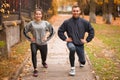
<box><xmin>19</xmin><ymin>0</ymin><xmax>21</xmax><ymax>19</ymax></box>
<box><xmin>0</xmin><ymin>1</ymin><xmax>3</xmax><ymax>25</ymax></box>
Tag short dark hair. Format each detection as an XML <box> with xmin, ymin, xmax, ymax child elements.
<box><xmin>72</xmin><ymin>5</ymin><xmax>80</xmax><ymax>10</ymax></box>
<box><xmin>34</xmin><ymin>8</ymin><xmax>43</xmax><ymax>14</ymax></box>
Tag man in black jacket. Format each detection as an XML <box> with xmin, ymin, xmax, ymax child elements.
<box><xmin>58</xmin><ymin>5</ymin><xmax>94</xmax><ymax>76</ymax></box>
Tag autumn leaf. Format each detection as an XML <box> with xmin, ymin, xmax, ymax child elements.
<box><xmin>12</xmin><ymin>21</ymin><xmax>17</xmax><ymax>26</ymax></box>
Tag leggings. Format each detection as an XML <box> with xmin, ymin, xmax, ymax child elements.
<box><xmin>30</xmin><ymin>43</ymin><xmax>47</xmax><ymax>69</ymax></box>
<box><xmin>67</xmin><ymin>42</ymin><xmax>86</xmax><ymax>67</ymax></box>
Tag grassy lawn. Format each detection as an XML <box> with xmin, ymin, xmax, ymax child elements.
<box><xmin>0</xmin><ymin>41</ymin><xmax>30</xmax><ymax>80</ymax></box>
<box><xmin>85</xmin><ymin>23</ymin><xmax>120</xmax><ymax>80</ymax></box>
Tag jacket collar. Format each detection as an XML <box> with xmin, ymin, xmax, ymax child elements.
<box><xmin>72</xmin><ymin>16</ymin><xmax>80</xmax><ymax>20</ymax></box>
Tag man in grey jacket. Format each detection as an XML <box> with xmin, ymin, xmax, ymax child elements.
<box><xmin>58</xmin><ymin>5</ymin><xmax>94</xmax><ymax>76</ymax></box>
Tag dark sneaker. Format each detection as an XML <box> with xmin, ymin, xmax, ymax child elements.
<box><xmin>42</xmin><ymin>63</ymin><xmax>48</xmax><ymax>68</ymax></box>
<box><xmin>33</xmin><ymin>70</ymin><xmax>38</xmax><ymax>77</ymax></box>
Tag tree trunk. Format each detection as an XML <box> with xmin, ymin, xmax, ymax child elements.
<box><xmin>106</xmin><ymin>13</ymin><xmax>112</xmax><ymax>24</ymax></box>
<box><xmin>113</xmin><ymin>4</ymin><xmax>117</xmax><ymax>20</ymax></box>
<box><xmin>89</xmin><ymin>0</ymin><xmax>96</xmax><ymax>23</ymax></box>
<box><xmin>102</xmin><ymin>2</ymin><xmax>108</xmax><ymax>21</ymax></box>
<box><xmin>106</xmin><ymin>0</ymin><xmax>114</xmax><ymax>24</ymax></box>
<box><xmin>77</xmin><ymin>0</ymin><xmax>86</xmax><ymax>18</ymax></box>
<box><xmin>81</xmin><ymin>10</ymin><xmax>84</xmax><ymax>18</ymax></box>
<box><xmin>102</xmin><ymin>0</ymin><xmax>114</xmax><ymax>24</ymax></box>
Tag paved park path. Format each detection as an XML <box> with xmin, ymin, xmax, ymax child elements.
<box><xmin>18</xmin><ymin>14</ymin><xmax>96</xmax><ymax>80</ymax></box>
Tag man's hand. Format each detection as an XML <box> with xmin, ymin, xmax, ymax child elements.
<box><xmin>81</xmin><ymin>39</ymin><xmax>87</xmax><ymax>44</ymax></box>
<box><xmin>65</xmin><ymin>38</ymin><xmax>72</xmax><ymax>42</ymax></box>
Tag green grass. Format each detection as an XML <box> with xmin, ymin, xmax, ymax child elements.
<box><xmin>85</xmin><ymin>23</ymin><xmax>120</xmax><ymax>80</ymax></box>
<box><xmin>94</xmin><ymin>24</ymin><xmax>120</xmax><ymax>60</ymax></box>
<box><xmin>0</xmin><ymin>41</ymin><xmax>5</xmax><ymax>48</ymax></box>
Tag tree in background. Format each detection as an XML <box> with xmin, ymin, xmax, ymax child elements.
<box><xmin>102</xmin><ymin>0</ymin><xmax>108</xmax><ymax>21</ymax></box>
<box><xmin>51</xmin><ymin>0</ymin><xmax>58</xmax><ymax>15</ymax></box>
<box><xmin>110</xmin><ymin>0</ymin><xmax>120</xmax><ymax>20</ymax></box>
<box><xmin>107</xmin><ymin>0</ymin><xmax>114</xmax><ymax>24</ymax></box>
<box><xmin>77</xmin><ymin>0</ymin><xmax>87</xmax><ymax>18</ymax></box>
<box><xmin>102</xmin><ymin>0</ymin><xmax>114</xmax><ymax>24</ymax></box>
<box><xmin>113</xmin><ymin>0</ymin><xmax>119</xmax><ymax>20</ymax></box>
<box><xmin>89</xmin><ymin>0</ymin><xmax>96</xmax><ymax>23</ymax></box>
<box><xmin>97</xmin><ymin>0</ymin><xmax>120</xmax><ymax>24</ymax></box>
<box><xmin>77</xmin><ymin>0</ymin><xmax>120</xmax><ymax>24</ymax></box>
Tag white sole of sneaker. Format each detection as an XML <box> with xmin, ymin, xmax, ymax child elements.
<box><xmin>69</xmin><ymin>72</ymin><xmax>75</xmax><ymax>76</ymax></box>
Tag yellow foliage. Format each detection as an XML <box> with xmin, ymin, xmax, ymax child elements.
<box><xmin>96</xmin><ymin>0</ymin><xmax>103</xmax><ymax>5</ymax></box>
<box><xmin>6</xmin><ymin>4</ymin><xmax>10</xmax><ymax>8</ymax></box>
<box><xmin>104</xmin><ymin>0</ymin><xmax>109</xmax><ymax>3</ymax></box>
<box><xmin>2</xmin><ymin>3</ymin><xmax>10</xmax><ymax>8</ymax></box>
<box><xmin>7</xmin><ymin>10</ymin><xmax>10</xmax><ymax>14</ymax></box>
<box><xmin>114</xmin><ymin>0</ymin><xmax>120</xmax><ymax>4</ymax></box>
<box><xmin>12</xmin><ymin>21</ymin><xmax>17</xmax><ymax>26</ymax></box>
<box><xmin>51</xmin><ymin>0</ymin><xmax>58</xmax><ymax>15</ymax></box>
<box><xmin>0</xmin><ymin>2</ymin><xmax>10</xmax><ymax>14</ymax></box>
<box><xmin>97</xmin><ymin>1</ymin><xmax>103</xmax><ymax>5</ymax></box>
<box><xmin>96</xmin><ymin>0</ymin><xmax>120</xmax><ymax>4</ymax></box>
<box><xmin>0</xmin><ymin>9</ymin><xmax>5</xmax><ymax>13</ymax></box>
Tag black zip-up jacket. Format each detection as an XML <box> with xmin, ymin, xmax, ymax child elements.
<box><xmin>58</xmin><ymin>17</ymin><xmax>94</xmax><ymax>46</ymax></box>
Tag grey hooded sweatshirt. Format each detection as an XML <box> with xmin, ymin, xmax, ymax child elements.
<box><xmin>23</xmin><ymin>20</ymin><xmax>55</xmax><ymax>45</ymax></box>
